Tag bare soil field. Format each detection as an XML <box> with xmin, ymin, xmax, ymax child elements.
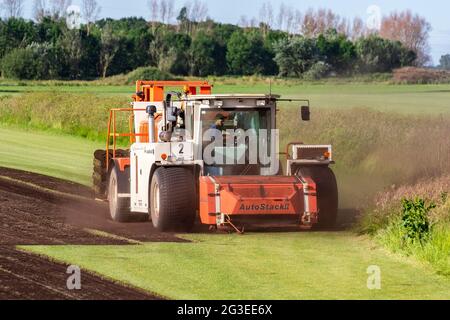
<box><xmin>0</xmin><ymin>246</ymin><xmax>159</xmax><ymax>300</ymax></box>
<box><xmin>0</xmin><ymin>167</ymin><xmax>186</xmax><ymax>300</ymax></box>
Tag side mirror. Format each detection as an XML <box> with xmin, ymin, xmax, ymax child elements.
<box><xmin>301</xmin><ymin>106</ymin><xmax>310</xmax><ymax>121</ymax></box>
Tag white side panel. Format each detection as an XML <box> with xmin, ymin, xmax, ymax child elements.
<box><xmin>130</xmin><ymin>142</ymin><xmax>171</xmax><ymax>213</ymax></box>
<box><xmin>130</xmin><ymin>144</ymin><xmax>152</xmax><ymax>213</ymax></box>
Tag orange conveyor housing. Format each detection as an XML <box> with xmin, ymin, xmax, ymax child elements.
<box><xmin>199</xmin><ymin>176</ymin><xmax>318</xmax><ymax>226</ymax></box>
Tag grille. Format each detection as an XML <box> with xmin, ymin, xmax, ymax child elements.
<box><xmin>293</xmin><ymin>145</ymin><xmax>332</xmax><ymax>161</ymax></box>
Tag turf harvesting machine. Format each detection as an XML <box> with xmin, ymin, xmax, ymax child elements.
<box><xmin>93</xmin><ymin>81</ymin><xmax>338</xmax><ymax>232</ymax></box>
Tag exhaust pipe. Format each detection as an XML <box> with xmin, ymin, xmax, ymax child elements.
<box><xmin>146</xmin><ymin>105</ymin><xmax>157</xmax><ymax>143</ymax></box>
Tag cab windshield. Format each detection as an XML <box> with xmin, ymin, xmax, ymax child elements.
<box><xmin>201</xmin><ymin>108</ymin><xmax>271</xmax><ymax>132</ymax></box>
<box><xmin>201</xmin><ymin>108</ymin><xmax>272</xmax><ymax>176</ymax></box>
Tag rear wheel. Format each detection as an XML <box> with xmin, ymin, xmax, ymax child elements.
<box><xmin>296</xmin><ymin>166</ymin><xmax>338</xmax><ymax>229</ymax></box>
<box><xmin>108</xmin><ymin>167</ymin><xmax>132</xmax><ymax>222</ymax></box>
<box><xmin>150</xmin><ymin>167</ymin><xmax>196</xmax><ymax>232</ymax></box>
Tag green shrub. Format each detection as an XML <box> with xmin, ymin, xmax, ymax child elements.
<box><xmin>126</xmin><ymin>67</ymin><xmax>176</xmax><ymax>84</ymax></box>
<box><xmin>1</xmin><ymin>48</ymin><xmax>38</xmax><ymax>80</ymax></box>
<box><xmin>1</xmin><ymin>43</ymin><xmax>63</xmax><ymax>80</ymax></box>
<box><xmin>303</xmin><ymin>62</ymin><xmax>330</xmax><ymax>80</ymax></box>
<box><xmin>355</xmin><ymin>36</ymin><xmax>416</xmax><ymax>73</ymax></box>
<box><xmin>401</xmin><ymin>198</ymin><xmax>435</xmax><ymax>242</ymax></box>
<box><xmin>370</xmin><ymin>193</ymin><xmax>449</xmax><ymax>276</ymax></box>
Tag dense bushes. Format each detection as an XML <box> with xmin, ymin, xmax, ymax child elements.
<box><xmin>274</xmin><ymin>31</ymin><xmax>415</xmax><ymax>78</ymax></box>
<box><xmin>227</xmin><ymin>30</ymin><xmax>277</xmax><ymax>75</ymax></box>
<box><xmin>1</xmin><ymin>48</ymin><xmax>39</xmax><ymax>80</ymax></box>
<box><xmin>0</xmin><ymin>16</ymin><xmax>417</xmax><ymax>80</ymax></box>
<box><xmin>126</xmin><ymin>67</ymin><xmax>176</xmax><ymax>83</ymax></box>
<box><xmin>1</xmin><ymin>43</ymin><xmax>64</xmax><ymax>80</ymax></box>
<box><xmin>274</xmin><ymin>37</ymin><xmax>319</xmax><ymax>77</ymax></box>
<box><xmin>355</xmin><ymin>36</ymin><xmax>416</xmax><ymax>73</ymax></box>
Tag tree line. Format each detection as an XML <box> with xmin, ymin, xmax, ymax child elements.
<box><xmin>0</xmin><ymin>0</ymin><xmax>433</xmax><ymax>80</ymax></box>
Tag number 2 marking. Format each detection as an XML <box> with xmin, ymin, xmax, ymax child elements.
<box><xmin>179</xmin><ymin>144</ymin><xmax>184</xmax><ymax>154</ymax></box>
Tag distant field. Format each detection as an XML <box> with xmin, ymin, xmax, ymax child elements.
<box><xmin>1</xmin><ymin>82</ymin><xmax>450</xmax><ymax>114</ymax></box>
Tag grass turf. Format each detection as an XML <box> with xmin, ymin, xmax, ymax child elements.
<box><xmin>0</xmin><ymin>127</ymin><xmax>103</xmax><ymax>185</ymax></box>
<box><xmin>22</xmin><ymin>232</ymin><xmax>450</xmax><ymax>300</ymax></box>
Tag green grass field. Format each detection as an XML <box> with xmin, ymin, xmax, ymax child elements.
<box><xmin>1</xmin><ymin>82</ymin><xmax>450</xmax><ymax>114</ymax></box>
<box><xmin>22</xmin><ymin>233</ymin><xmax>450</xmax><ymax>300</ymax></box>
<box><xmin>1</xmin><ymin>80</ymin><xmax>449</xmax><ymax>299</ymax></box>
<box><xmin>0</xmin><ymin>127</ymin><xmax>103</xmax><ymax>185</ymax></box>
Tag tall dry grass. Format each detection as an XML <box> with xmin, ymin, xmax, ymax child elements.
<box><xmin>362</xmin><ymin>176</ymin><xmax>450</xmax><ymax>276</ymax></box>
<box><xmin>0</xmin><ymin>92</ymin><xmax>130</xmax><ymax>141</ymax></box>
<box><xmin>280</xmin><ymin>106</ymin><xmax>450</xmax><ymax>205</ymax></box>
<box><xmin>359</xmin><ymin>175</ymin><xmax>450</xmax><ymax>234</ymax></box>
<box><xmin>393</xmin><ymin>67</ymin><xmax>450</xmax><ymax>84</ymax></box>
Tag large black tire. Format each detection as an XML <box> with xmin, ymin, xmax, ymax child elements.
<box><xmin>296</xmin><ymin>166</ymin><xmax>338</xmax><ymax>229</ymax></box>
<box><xmin>150</xmin><ymin>167</ymin><xmax>197</xmax><ymax>232</ymax></box>
<box><xmin>108</xmin><ymin>167</ymin><xmax>132</xmax><ymax>222</ymax></box>
<box><xmin>93</xmin><ymin>149</ymin><xmax>130</xmax><ymax>199</ymax></box>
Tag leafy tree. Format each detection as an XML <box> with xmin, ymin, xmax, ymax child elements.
<box><xmin>189</xmin><ymin>31</ymin><xmax>223</xmax><ymax>76</ymax></box>
<box><xmin>161</xmin><ymin>31</ymin><xmax>191</xmax><ymax>75</ymax></box>
<box><xmin>211</xmin><ymin>23</ymin><xmax>239</xmax><ymax>46</ymax></box>
<box><xmin>99</xmin><ymin>23</ymin><xmax>120</xmax><ymax>78</ymax></box>
<box><xmin>0</xmin><ymin>9</ymin><xmax>422</xmax><ymax>80</ymax></box>
<box><xmin>57</xmin><ymin>28</ymin><xmax>83</xmax><ymax>79</ymax></box>
<box><xmin>317</xmin><ymin>29</ymin><xmax>356</xmax><ymax>74</ymax></box>
<box><xmin>273</xmin><ymin>36</ymin><xmax>320</xmax><ymax>77</ymax></box>
<box><xmin>35</xmin><ymin>16</ymin><xmax>64</xmax><ymax>43</ymax></box>
<box><xmin>355</xmin><ymin>35</ymin><xmax>416</xmax><ymax>73</ymax></box>
<box><xmin>227</xmin><ymin>30</ymin><xmax>274</xmax><ymax>75</ymax></box>
<box><xmin>95</xmin><ymin>18</ymin><xmax>153</xmax><ymax>76</ymax></box>
<box><xmin>79</xmin><ymin>29</ymin><xmax>101</xmax><ymax>79</ymax></box>
<box><xmin>0</xmin><ymin>17</ymin><xmax>36</xmax><ymax>59</ymax></box>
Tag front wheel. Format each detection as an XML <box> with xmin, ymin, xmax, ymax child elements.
<box><xmin>296</xmin><ymin>166</ymin><xmax>338</xmax><ymax>229</ymax></box>
<box><xmin>150</xmin><ymin>167</ymin><xmax>197</xmax><ymax>232</ymax></box>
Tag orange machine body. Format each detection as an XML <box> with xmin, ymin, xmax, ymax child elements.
<box><xmin>133</xmin><ymin>81</ymin><xmax>212</xmax><ymax>102</ymax></box>
<box><xmin>199</xmin><ymin>175</ymin><xmax>318</xmax><ymax>226</ymax></box>
<box><xmin>106</xmin><ymin>81</ymin><xmax>211</xmax><ymax>172</ymax></box>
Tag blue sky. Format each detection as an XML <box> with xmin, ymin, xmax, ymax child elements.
<box><xmin>21</xmin><ymin>0</ymin><xmax>450</xmax><ymax>65</ymax></box>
